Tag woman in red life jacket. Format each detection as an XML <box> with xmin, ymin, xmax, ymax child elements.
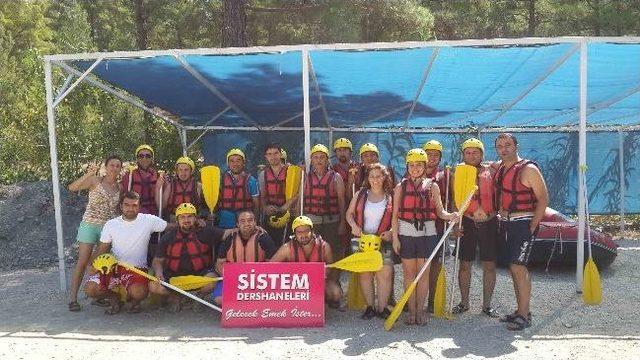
<box><xmin>270</xmin><ymin>215</ymin><xmax>342</xmax><ymax>304</ymax></box>
<box><xmin>160</xmin><ymin>156</ymin><xmax>203</xmax><ymax>220</ymax></box>
<box><xmin>345</xmin><ymin>163</ymin><xmax>395</xmax><ymax>320</ymax></box>
<box><xmin>392</xmin><ymin>148</ymin><xmax>459</xmax><ymax>326</ymax></box>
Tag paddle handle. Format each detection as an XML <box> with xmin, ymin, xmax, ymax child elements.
<box><xmin>119</xmin><ymin>262</ymin><xmax>222</xmax><ymax>312</ymax></box>
<box><xmin>127</xmin><ymin>165</ymin><xmax>135</xmax><ymax>191</ymax></box>
<box><xmin>299</xmin><ymin>170</ymin><xmax>305</xmax><ymax>216</ymax></box>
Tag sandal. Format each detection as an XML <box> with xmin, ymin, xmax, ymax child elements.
<box><xmin>506</xmin><ymin>314</ymin><xmax>531</xmax><ymax>331</ymax></box>
<box><xmin>500</xmin><ymin>311</ymin><xmax>532</xmax><ymax>323</ymax></box>
<box><xmin>104</xmin><ymin>299</ymin><xmax>122</xmax><ymax>315</ymax></box>
<box><xmin>482</xmin><ymin>306</ymin><xmax>500</xmax><ymax>318</ymax></box>
<box><xmin>127</xmin><ymin>303</ymin><xmax>142</xmax><ymax>314</ymax></box>
<box><xmin>451</xmin><ymin>303</ymin><xmax>470</xmax><ymax>314</ymax></box>
<box><xmin>91</xmin><ymin>298</ymin><xmax>110</xmax><ymax>308</ymax></box>
<box><xmin>360</xmin><ymin>306</ymin><xmax>376</xmax><ymax>320</ymax></box>
<box><xmin>377</xmin><ymin>307</ymin><xmax>392</xmax><ymax>319</ymax></box>
<box><xmin>68</xmin><ymin>301</ymin><xmax>81</xmax><ymax>312</ymax></box>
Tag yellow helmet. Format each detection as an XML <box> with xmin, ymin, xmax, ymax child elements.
<box><xmin>226</xmin><ymin>148</ymin><xmax>245</xmax><ymax>162</ymax></box>
<box><xmin>268</xmin><ymin>211</ymin><xmax>291</xmax><ymax>229</ymax></box>
<box><xmin>359</xmin><ymin>143</ymin><xmax>379</xmax><ymax>157</ymax></box>
<box><xmin>333</xmin><ymin>138</ymin><xmax>353</xmax><ymax>151</ymax></box>
<box><xmin>92</xmin><ymin>253</ymin><xmax>118</xmax><ymax>275</ymax></box>
<box><xmin>406</xmin><ymin>148</ymin><xmax>428</xmax><ymax>163</ymax></box>
<box><xmin>175</xmin><ymin>202</ymin><xmax>197</xmax><ymax>217</ymax></box>
<box><xmin>176</xmin><ymin>156</ymin><xmax>195</xmax><ymax>171</ymax></box>
<box><xmin>358</xmin><ymin>234</ymin><xmax>382</xmax><ymax>252</ymax></box>
<box><xmin>310</xmin><ymin>144</ymin><xmax>329</xmax><ymax>158</ymax></box>
<box><xmin>461</xmin><ymin>138</ymin><xmax>484</xmax><ymax>153</ymax></box>
<box><xmin>135</xmin><ymin>144</ymin><xmax>154</xmax><ymax>156</ymax></box>
<box><xmin>280</xmin><ymin>148</ymin><xmax>287</xmax><ymax>160</ymax></box>
<box><xmin>292</xmin><ymin>215</ymin><xmax>314</xmax><ymax>231</ymax></box>
<box><xmin>423</xmin><ymin>140</ymin><xmax>443</xmax><ymax>153</ymax></box>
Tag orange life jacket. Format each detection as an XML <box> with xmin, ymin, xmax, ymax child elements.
<box><xmin>165</xmin><ymin>229</ymin><xmax>211</xmax><ymax>274</ymax></box>
<box><xmin>495</xmin><ymin>159</ymin><xmax>538</xmax><ymax>213</ymax></box>
<box><xmin>226</xmin><ymin>229</ymin><xmax>267</xmax><ymax>263</ymax></box>
<box><xmin>354</xmin><ymin>190</ymin><xmax>393</xmax><ymax>236</ymax></box>
<box><xmin>264</xmin><ymin>165</ymin><xmax>287</xmax><ymax>206</ymax></box>
<box><xmin>398</xmin><ymin>177</ymin><xmax>437</xmax><ymax>227</ymax></box>
<box><xmin>289</xmin><ymin>237</ymin><xmax>326</xmax><ymax>262</ymax></box>
<box><xmin>303</xmin><ymin>169</ymin><xmax>340</xmax><ymax>216</ymax></box>
<box><xmin>168</xmin><ymin>175</ymin><xmax>199</xmax><ymax>214</ymax></box>
<box><xmin>466</xmin><ymin>164</ymin><xmax>495</xmax><ymax>215</ymax></box>
<box><xmin>219</xmin><ymin>171</ymin><xmax>254</xmax><ymax>211</ymax></box>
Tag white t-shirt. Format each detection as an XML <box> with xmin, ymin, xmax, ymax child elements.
<box><xmin>363</xmin><ymin>196</ymin><xmax>387</xmax><ymax>234</ymax></box>
<box><xmin>99</xmin><ymin>213</ymin><xmax>167</xmax><ymax>268</ymax></box>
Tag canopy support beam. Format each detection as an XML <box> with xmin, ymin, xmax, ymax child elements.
<box><xmin>308</xmin><ymin>56</ymin><xmax>331</xmax><ymax>130</ymax></box>
<box><xmin>53</xmin><ymin>57</ymin><xmax>103</xmax><ymax>108</ymax></box>
<box><xmin>576</xmin><ymin>39</ymin><xmax>587</xmax><ymax>292</ymax></box>
<box><xmin>44</xmin><ymin>60</ymin><xmax>67</xmax><ymax>293</ymax></box>
<box><xmin>267</xmin><ymin>105</ymin><xmax>321</xmax><ymax>129</ymax></box>
<box><xmin>481</xmin><ymin>44</ymin><xmax>580</xmax><ymax>129</ymax></box>
<box><xmin>173</xmin><ymin>54</ymin><xmax>257</xmax><ymax>128</ymax></box>
<box><xmin>350</xmin><ymin>104</ymin><xmax>412</xmax><ymax>130</ymax></box>
<box><xmin>185</xmin><ymin>106</ymin><xmax>232</xmax><ymax>150</ymax></box>
<box><xmin>302</xmin><ymin>49</ymin><xmax>311</xmax><ymax>170</ymax></box>
<box><xmin>404</xmin><ymin>48</ymin><xmax>440</xmax><ymax>128</ymax></box>
<box><xmin>54</xmin><ymin>74</ymin><xmax>75</xmax><ymax>103</ymax></box>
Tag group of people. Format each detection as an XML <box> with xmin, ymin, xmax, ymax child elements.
<box><xmin>67</xmin><ymin>132</ymin><xmax>548</xmax><ymax>331</ymax></box>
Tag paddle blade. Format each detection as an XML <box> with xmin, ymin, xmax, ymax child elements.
<box><xmin>326</xmin><ymin>251</ymin><xmax>382</xmax><ymax>272</ymax></box>
<box><xmin>285</xmin><ymin>165</ymin><xmax>303</xmax><ymax>200</ymax></box>
<box><xmin>433</xmin><ymin>267</ymin><xmax>447</xmax><ymax>318</ymax></box>
<box><xmin>201</xmin><ymin>165</ymin><xmax>221</xmax><ymax>213</ymax></box>
<box><xmin>346</xmin><ymin>273</ymin><xmax>367</xmax><ymax>310</ymax></box>
<box><xmin>169</xmin><ymin>275</ymin><xmax>218</xmax><ymax>291</ymax></box>
<box><xmin>454</xmin><ymin>164</ymin><xmax>478</xmax><ymax>210</ymax></box>
<box><xmin>384</xmin><ymin>281</ymin><xmax>417</xmax><ymax>331</ymax></box>
<box><xmin>582</xmin><ymin>257</ymin><xmax>602</xmax><ymax>305</ymax></box>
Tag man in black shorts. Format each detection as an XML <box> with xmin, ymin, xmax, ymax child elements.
<box><xmin>453</xmin><ymin>138</ymin><xmax>499</xmax><ymax>317</ymax></box>
<box><xmin>494</xmin><ymin>133</ymin><xmax>548</xmax><ymax>331</ymax></box>
<box><xmin>149</xmin><ymin>203</ymin><xmax>227</xmax><ymax>313</ymax></box>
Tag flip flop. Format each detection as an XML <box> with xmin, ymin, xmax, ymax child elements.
<box><xmin>91</xmin><ymin>298</ymin><xmax>110</xmax><ymax>308</ymax></box>
<box><xmin>68</xmin><ymin>301</ymin><xmax>81</xmax><ymax>312</ymax></box>
<box><xmin>104</xmin><ymin>299</ymin><xmax>122</xmax><ymax>315</ymax></box>
<box><xmin>127</xmin><ymin>303</ymin><xmax>142</xmax><ymax>314</ymax></box>
<box><xmin>506</xmin><ymin>314</ymin><xmax>531</xmax><ymax>331</ymax></box>
<box><xmin>482</xmin><ymin>307</ymin><xmax>500</xmax><ymax>318</ymax></box>
<box><xmin>451</xmin><ymin>303</ymin><xmax>469</xmax><ymax>314</ymax></box>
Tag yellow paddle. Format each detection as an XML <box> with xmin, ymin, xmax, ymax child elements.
<box><xmin>384</xmin><ymin>185</ymin><xmax>478</xmax><ymax>331</ymax></box>
<box><xmin>433</xmin><ymin>165</ymin><xmax>451</xmax><ymax>319</ymax></box>
<box><xmin>326</xmin><ymin>250</ymin><xmax>383</xmax><ymax>273</ymax></box>
<box><xmin>285</xmin><ymin>165</ymin><xmax>303</xmax><ymax>200</ymax></box>
<box><xmin>448</xmin><ymin>163</ymin><xmax>478</xmax><ymax>316</ymax></box>
<box><xmin>118</xmin><ymin>262</ymin><xmax>222</xmax><ymax>312</ymax></box>
<box><xmin>169</xmin><ymin>275</ymin><xmax>222</xmax><ymax>291</ymax></box>
<box><xmin>580</xmin><ymin>165</ymin><xmax>602</xmax><ymax>305</ymax></box>
<box><xmin>200</xmin><ymin>165</ymin><xmax>221</xmax><ymax>214</ymax></box>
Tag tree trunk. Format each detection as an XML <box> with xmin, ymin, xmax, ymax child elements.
<box><xmin>132</xmin><ymin>0</ymin><xmax>149</xmax><ymax>50</ymax></box>
<box><xmin>527</xmin><ymin>0</ymin><xmax>536</xmax><ymax>36</ymax></box>
<box><xmin>592</xmin><ymin>0</ymin><xmax>601</xmax><ymax>36</ymax></box>
<box><xmin>222</xmin><ymin>0</ymin><xmax>248</xmax><ymax>47</ymax></box>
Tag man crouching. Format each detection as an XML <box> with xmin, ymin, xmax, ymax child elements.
<box><xmin>270</xmin><ymin>215</ymin><xmax>342</xmax><ymax>306</ymax></box>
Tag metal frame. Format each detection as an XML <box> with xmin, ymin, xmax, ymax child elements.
<box><xmin>44</xmin><ymin>36</ymin><xmax>640</xmax><ymax>292</ymax></box>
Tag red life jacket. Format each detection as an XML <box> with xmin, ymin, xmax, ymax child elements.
<box><xmin>289</xmin><ymin>237</ymin><xmax>326</xmax><ymax>262</ymax></box>
<box><xmin>303</xmin><ymin>169</ymin><xmax>340</xmax><ymax>216</ymax></box>
<box><xmin>331</xmin><ymin>161</ymin><xmax>358</xmax><ymax>185</ymax></box>
<box><xmin>226</xmin><ymin>229</ymin><xmax>266</xmax><ymax>263</ymax></box>
<box><xmin>128</xmin><ymin>167</ymin><xmax>158</xmax><ymax>214</ymax></box>
<box><xmin>168</xmin><ymin>175</ymin><xmax>199</xmax><ymax>214</ymax></box>
<box><xmin>495</xmin><ymin>159</ymin><xmax>538</xmax><ymax>213</ymax></box>
<box><xmin>354</xmin><ymin>190</ymin><xmax>393</xmax><ymax>236</ymax></box>
<box><xmin>398</xmin><ymin>177</ymin><xmax>437</xmax><ymax>224</ymax></box>
<box><xmin>466</xmin><ymin>164</ymin><xmax>495</xmax><ymax>216</ymax></box>
<box><xmin>219</xmin><ymin>171</ymin><xmax>254</xmax><ymax>211</ymax></box>
<box><xmin>264</xmin><ymin>165</ymin><xmax>287</xmax><ymax>206</ymax></box>
<box><xmin>165</xmin><ymin>230</ymin><xmax>211</xmax><ymax>274</ymax></box>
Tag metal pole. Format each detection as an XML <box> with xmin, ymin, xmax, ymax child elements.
<box><xmin>576</xmin><ymin>39</ymin><xmax>587</xmax><ymax>292</ymax></box>
<box><xmin>618</xmin><ymin>130</ymin><xmax>626</xmax><ymax>237</ymax></box>
<box><xmin>180</xmin><ymin>128</ymin><xmax>188</xmax><ymax>156</ymax></box>
<box><xmin>44</xmin><ymin>60</ymin><xmax>67</xmax><ymax>293</ymax></box>
<box><xmin>302</xmin><ymin>49</ymin><xmax>311</xmax><ymax>171</ymax></box>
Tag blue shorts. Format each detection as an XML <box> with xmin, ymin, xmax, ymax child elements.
<box><xmin>500</xmin><ymin>218</ymin><xmax>537</xmax><ymax>266</ymax></box>
<box><xmin>76</xmin><ymin>221</ymin><xmax>103</xmax><ymax>244</ymax></box>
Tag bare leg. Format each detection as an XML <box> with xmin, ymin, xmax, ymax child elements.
<box><xmin>481</xmin><ymin>260</ymin><xmax>497</xmax><ymax>308</ymax></box>
<box><xmin>415</xmin><ymin>258</ymin><xmax>430</xmax><ymax>325</ymax></box>
<box><xmin>510</xmin><ymin>264</ymin><xmax>531</xmax><ymax>317</ymax></box>
<box><xmin>375</xmin><ymin>264</ymin><xmax>394</xmax><ymax>313</ymax></box>
<box><xmin>359</xmin><ymin>272</ymin><xmax>375</xmax><ymax>307</ymax></box>
<box><xmin>325</xmin><ymin>279</ymin><xmax>342</xmax><ymax>303</ymax></box>
<box><xmin>507</xmin><ymin>267</ymin><xmax>520</xmax><ymax>311</ymax></box>
<box><xmin>70</xmin><ymin>243</ymin><xmax>95</xmax><ymax>303</ymax></box>
<box><xmin>127</xmin><ymin>283</ymin><xmax>149</xmax><ymax>311</ymax></box>
<box><xmin>401</xmin><ymin>258</ymin><xmax>417</xmax><ymax>324</ymax></box>
<box><xmin>458</xmin><ymin>260</ymin><xmax>472</xmax><ymax>308</ymax></box>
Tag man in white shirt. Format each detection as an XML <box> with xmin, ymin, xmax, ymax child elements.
<box><xmin>85</xmin><ymin>191</ymin><xmax>168</xmax><ymax>315</ymax></box>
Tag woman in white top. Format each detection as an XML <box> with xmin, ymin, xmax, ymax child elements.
<box><xmin>67</xmin><ymin>155</ymin><xmax>122</xmax><ymax>312</ymax></box>
<box><xmin>346</xmin><ymin>163</ymin><xmax>395</xmax><ymax>320</ymax></box>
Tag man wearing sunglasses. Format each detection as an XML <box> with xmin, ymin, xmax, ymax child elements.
<box><xmin>120</xmin><ymin>144</ymin><xmax>161</xmax><ymax>216</ymax></box>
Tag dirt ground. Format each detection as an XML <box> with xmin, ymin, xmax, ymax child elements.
<box><xmin>1</xmin><ymin>240</ymin><xmax>639</xmax><ymax>360</ymax></box>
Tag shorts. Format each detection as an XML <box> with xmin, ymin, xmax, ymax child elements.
<box><xmin>76</xmin><ymin>221</ymin><xmax>103</xmax><ymax>244</ymax></box>
<box><xmin>499</xmin><ymin>217</ymin><xmax>537</xmax><ymax>266</ymax></box>
<box><xmin>88</xmin><ymin>265</ymin><xmax>149</xmax><ymax>291</ymax></box>
<box><xmin>314</xmin><ymin>221</ymin><xmax>344</xmax><ymax>261</ymax></box>
<box><xmin>457</xmin><ymin>216</ymin><xmax>498</xmax><ymax>262</ymax></box>
<box><xmin>398</xmin><ymin>235</ymin><xmax>438</xmax><ymax>260</ymax></box>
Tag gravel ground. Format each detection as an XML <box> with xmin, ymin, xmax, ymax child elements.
<box><xmin>1</xmin><ymin>241</ymin><xmax>638</xmax><ymax>359</ymax></box>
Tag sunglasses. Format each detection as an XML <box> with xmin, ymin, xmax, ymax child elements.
<box><xmin>137</xmin><ymin>153</ymin><xmax>153</xmax><ymax>159</ymax></box>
